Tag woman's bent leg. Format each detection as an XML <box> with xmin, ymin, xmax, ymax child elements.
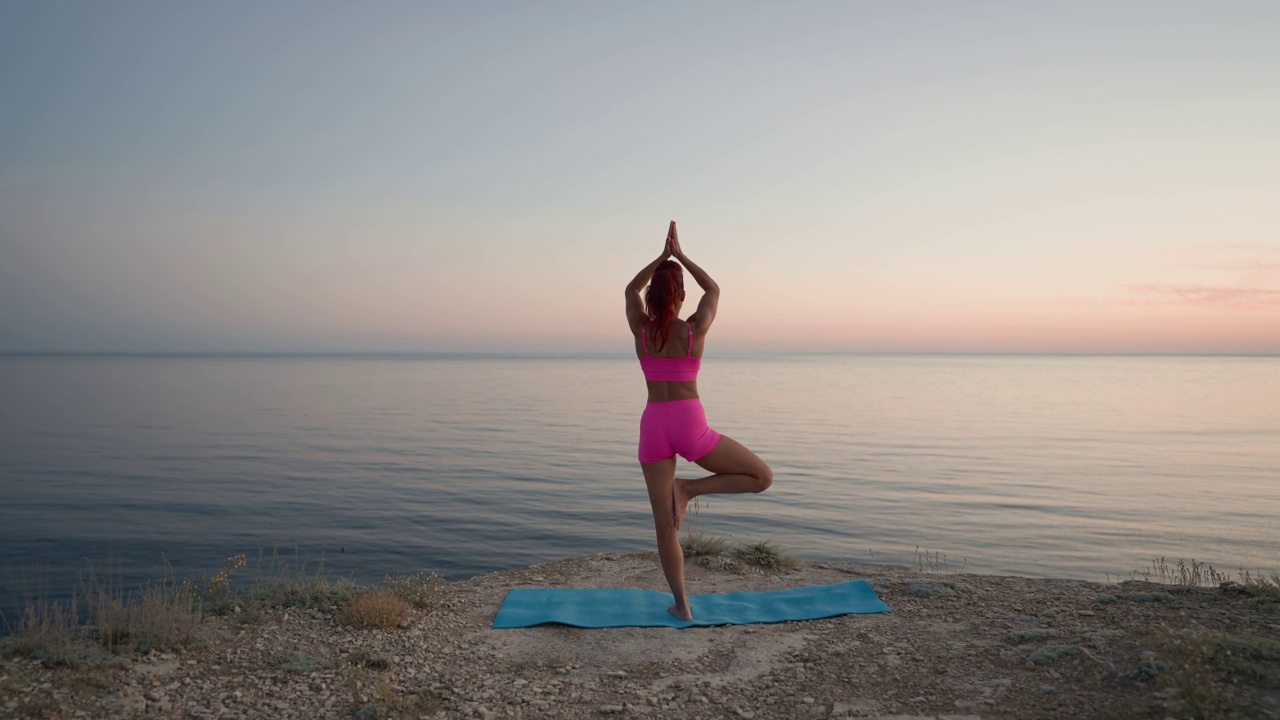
<box><xmin>674</xmin><ymin>435</ymin><xmax>772</xmax><ymax>527</ymax></box>
<box><xmin>642</xmin><ymin>458</ymin><xmax>692</xmax><ymax>620</ymax></box>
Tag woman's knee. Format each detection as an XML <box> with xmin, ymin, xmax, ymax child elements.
<box><xmin>752</xmin><ymin>463</ymin><xmax>773</xmax><ymax>493</ymax></box>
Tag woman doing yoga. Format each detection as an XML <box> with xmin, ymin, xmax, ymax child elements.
<box><xmin>624</xmin><ymin>220</ymin><xmax>773</xmax><ymax>621</ymax></box>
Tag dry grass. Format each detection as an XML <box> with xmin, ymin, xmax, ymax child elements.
<box><xmin>202</xmin><ymin>548</ymin><xmax>357</xmax><ymax>616</ymax></box>
<box><xmin>679</xmin><ymin>531</ymin><xmax>798</xmax><ymax>570</ymax></box>
<box><xmin>90</xmin><ymin>588</ymin><xmax>129</xmax><ymax>651</ymax></box>
<box><xmin>914</xmin><ymin>546</ymin><xmax>967</xmax><ymax>575</ymax></box>
<box><xmin>3</xmin><ymin>548</ymin><xmax>344</xmax><ymax>664</ymax></box>
<box><xmin>2</xmin><ymin>596</ymin><xmax>79</xmax><ymax>660</ymax></box>
<box><xmin>679</xmin><ymin>499</ymin><xmax>730</xmax><ymax>556</ymax></box>
<box><xmin>2</xmin><ymin>547</ymin><xmax>365</xmax><ymax>668</ymax></box>
<box><xmin>1235</xmin><ymin>568</ymin><xmax>1280</xmax><ymax>600</ymax></box>
<box><xmin>2</xmin><ymin>567</ymin><xmax>201</xmax><ymax>665</ymax></box>
<box><xmin>1130</xmin><ymin>557</ymin><xmax>1231</xmax><ymax>588</ymax></box>
<box><xmin>1128</xmin><ymin>557</ymin><xmax>1280</xmax><ymax>600</ymax></box>
<box><xmin>383</xmin><ymin>572</ymin><xmax>448</xmax><ymax>610</ymax></box>
<box><xmin>80</xmin><ymin>564</ymin><xmax>202</xmax><ymax>653</ymax></box>
<box><xmin>338</xmin><ymin>591</ymin><xmax>410</xmax><ymax>630</ymax></box>
<box><xmin>126</xmin><ymin>583</ymin><xmax>202</xmax><ymax>652</ymax></box>
<box><xmin>83</xmin><ymin>569</ymin><xmax>201</xmax><ymax>653</ymax></box>
<box><xmin>678</xmin><ymin>499</ymin><xmax>796</xmax><ymax>569</ymax></box>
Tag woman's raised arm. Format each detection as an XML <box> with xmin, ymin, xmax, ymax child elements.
<box><xmin>625</xmin><ymin>222</ymin><xmax>675</xmax><ymax>333</ymax></box>
<box><xmin>668</xmin><ymin>225</ymin><xmax>719</xmax><ymax>334</ymax></box>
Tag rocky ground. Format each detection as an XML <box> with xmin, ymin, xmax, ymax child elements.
<box><xmin>2</xmin><ymin>552</ymin><xmax>1279</xmax><ymax>719</ymax></box>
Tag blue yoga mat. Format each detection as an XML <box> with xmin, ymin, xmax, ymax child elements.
<box><xmin>492</xmin><ymin>579</ymin><xmax>891</xmax><ymax>629</ymax></box>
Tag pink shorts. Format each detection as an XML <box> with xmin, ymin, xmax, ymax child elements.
<box><xmin>638</xmin><ymin>398</ymin><xmax>722</xmax><ymax>464</ymax></box>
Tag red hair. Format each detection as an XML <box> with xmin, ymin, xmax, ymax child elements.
<box><xmin>644</xmin><ymin>261</ymin><xmax>685</xmax><ymax>352</ymax></box>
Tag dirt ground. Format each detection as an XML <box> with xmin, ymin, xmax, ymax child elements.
<box><xmin>3</xmin><ymin>552</ymin><xmax>1279</xmax><ymax>719</ymax></box>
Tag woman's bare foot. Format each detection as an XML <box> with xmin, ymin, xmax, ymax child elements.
<box><xmin>672</xmin><ymin>478</ymin><xmax>691</xmax><ymax>530</ymax></box>
<box><xmin>668</xmin><ymin>600</ymin><xmax>693</xmax><ymax>621</ymax></box>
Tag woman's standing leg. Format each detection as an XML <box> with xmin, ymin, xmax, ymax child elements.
<box><xmin>673</xmin><ymin>435</ymin><xmax>772</xmax><ymax>527</ymax></box>
<box><xmin>642</xmin><ymin>457</ymin><xmax>692</xmax><ymax>620</ymax></box>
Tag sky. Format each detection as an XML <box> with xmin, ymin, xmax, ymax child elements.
<box><xmin>1</xmin><ymin>1</ymin><xmax>1278</xmax><ymax>354</ymax></box>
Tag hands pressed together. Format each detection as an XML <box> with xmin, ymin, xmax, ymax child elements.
<box><xmin>627</xmin><ymin>218</ymin><xmax>717</xmax><ymax>335</ymax></box>
<box><xmin>662</xmin><ymin>220</ymin><xmax>686</xmax><ymax>262</ymax></box>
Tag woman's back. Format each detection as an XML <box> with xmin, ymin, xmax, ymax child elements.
<box><xmin>638</xmin><ymin>320</ymin><xmax>702</xmax><ymax>401</ymax></box>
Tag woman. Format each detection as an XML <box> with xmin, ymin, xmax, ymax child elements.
<box><xmin>625</xmin><ymin>220</ymin><xmax>773</xmax><ymax>621</ymax></box>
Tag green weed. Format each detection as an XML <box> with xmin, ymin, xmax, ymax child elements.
<box><xmin>680</xmin><ymin>531</ymin><xmax>731</xmax><ymax>557</ymax></box>
<box><xmin>729</xmin><ymin>539</ymin><xmax>799</xmax><ymax>570</ymax></box>
<box><xmin>1006</xmin><ymin>628</ymin><xmax>1059</xmax><ymax>645</ymax></box>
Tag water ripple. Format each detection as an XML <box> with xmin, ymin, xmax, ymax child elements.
<box><xmin>1</xmin><ymin>354</ymin><xmax>1277</xmax><ymax>616</ymax></box>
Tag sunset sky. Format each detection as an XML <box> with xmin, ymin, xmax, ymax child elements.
<box><xmin>2</xmin><ymin>1</ymin><xmax>1277</xmax><ymax>354</ymax></box>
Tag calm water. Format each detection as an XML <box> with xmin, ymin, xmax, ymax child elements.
<box><xmin>1</xmin><ymin>354</ymin><xmax>1277</xmax><ymax>617</ymax></box>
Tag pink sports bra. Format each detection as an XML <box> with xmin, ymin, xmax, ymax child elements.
<box><xmin>639</xmin><ymin>324</ymin><xmax>701</xmax><ymax>382</ymax></box>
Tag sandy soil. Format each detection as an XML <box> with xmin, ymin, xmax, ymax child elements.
<box><xmin>2</xmin><ymin>552</ymin><xmax>1278</xmax><ymax>719</ymax></box>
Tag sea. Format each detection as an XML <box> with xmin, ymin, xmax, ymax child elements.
<box><xmin>1</xmin><ymin>353</ymin><xmax>1276</xmax><ymax>619</ymax></box>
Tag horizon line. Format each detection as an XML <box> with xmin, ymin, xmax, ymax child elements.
<box><xmin>1</xmin><ymin>350</ymin><xmax>1276</xmax><ymax>359</ymax></box>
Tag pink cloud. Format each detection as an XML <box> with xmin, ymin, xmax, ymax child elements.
<box><xmin>1178</xmin><ymin>260</ymin><xmax>1280</xmax><ymax>285</ymax></box>
<box><xmin>1120</xmin><ymin>283</ymin><xmax>1280</xmax><ymax>308</ymax></box>
<box><xmin>1172</xmin><ymin>244</ymin><xmax>1280</xmax><ymax>282</ymax></box>
<box><xmin>1184</xmin><ymin>260</ymin><xmax>1280</xmax><ymax>271</ymax></box>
